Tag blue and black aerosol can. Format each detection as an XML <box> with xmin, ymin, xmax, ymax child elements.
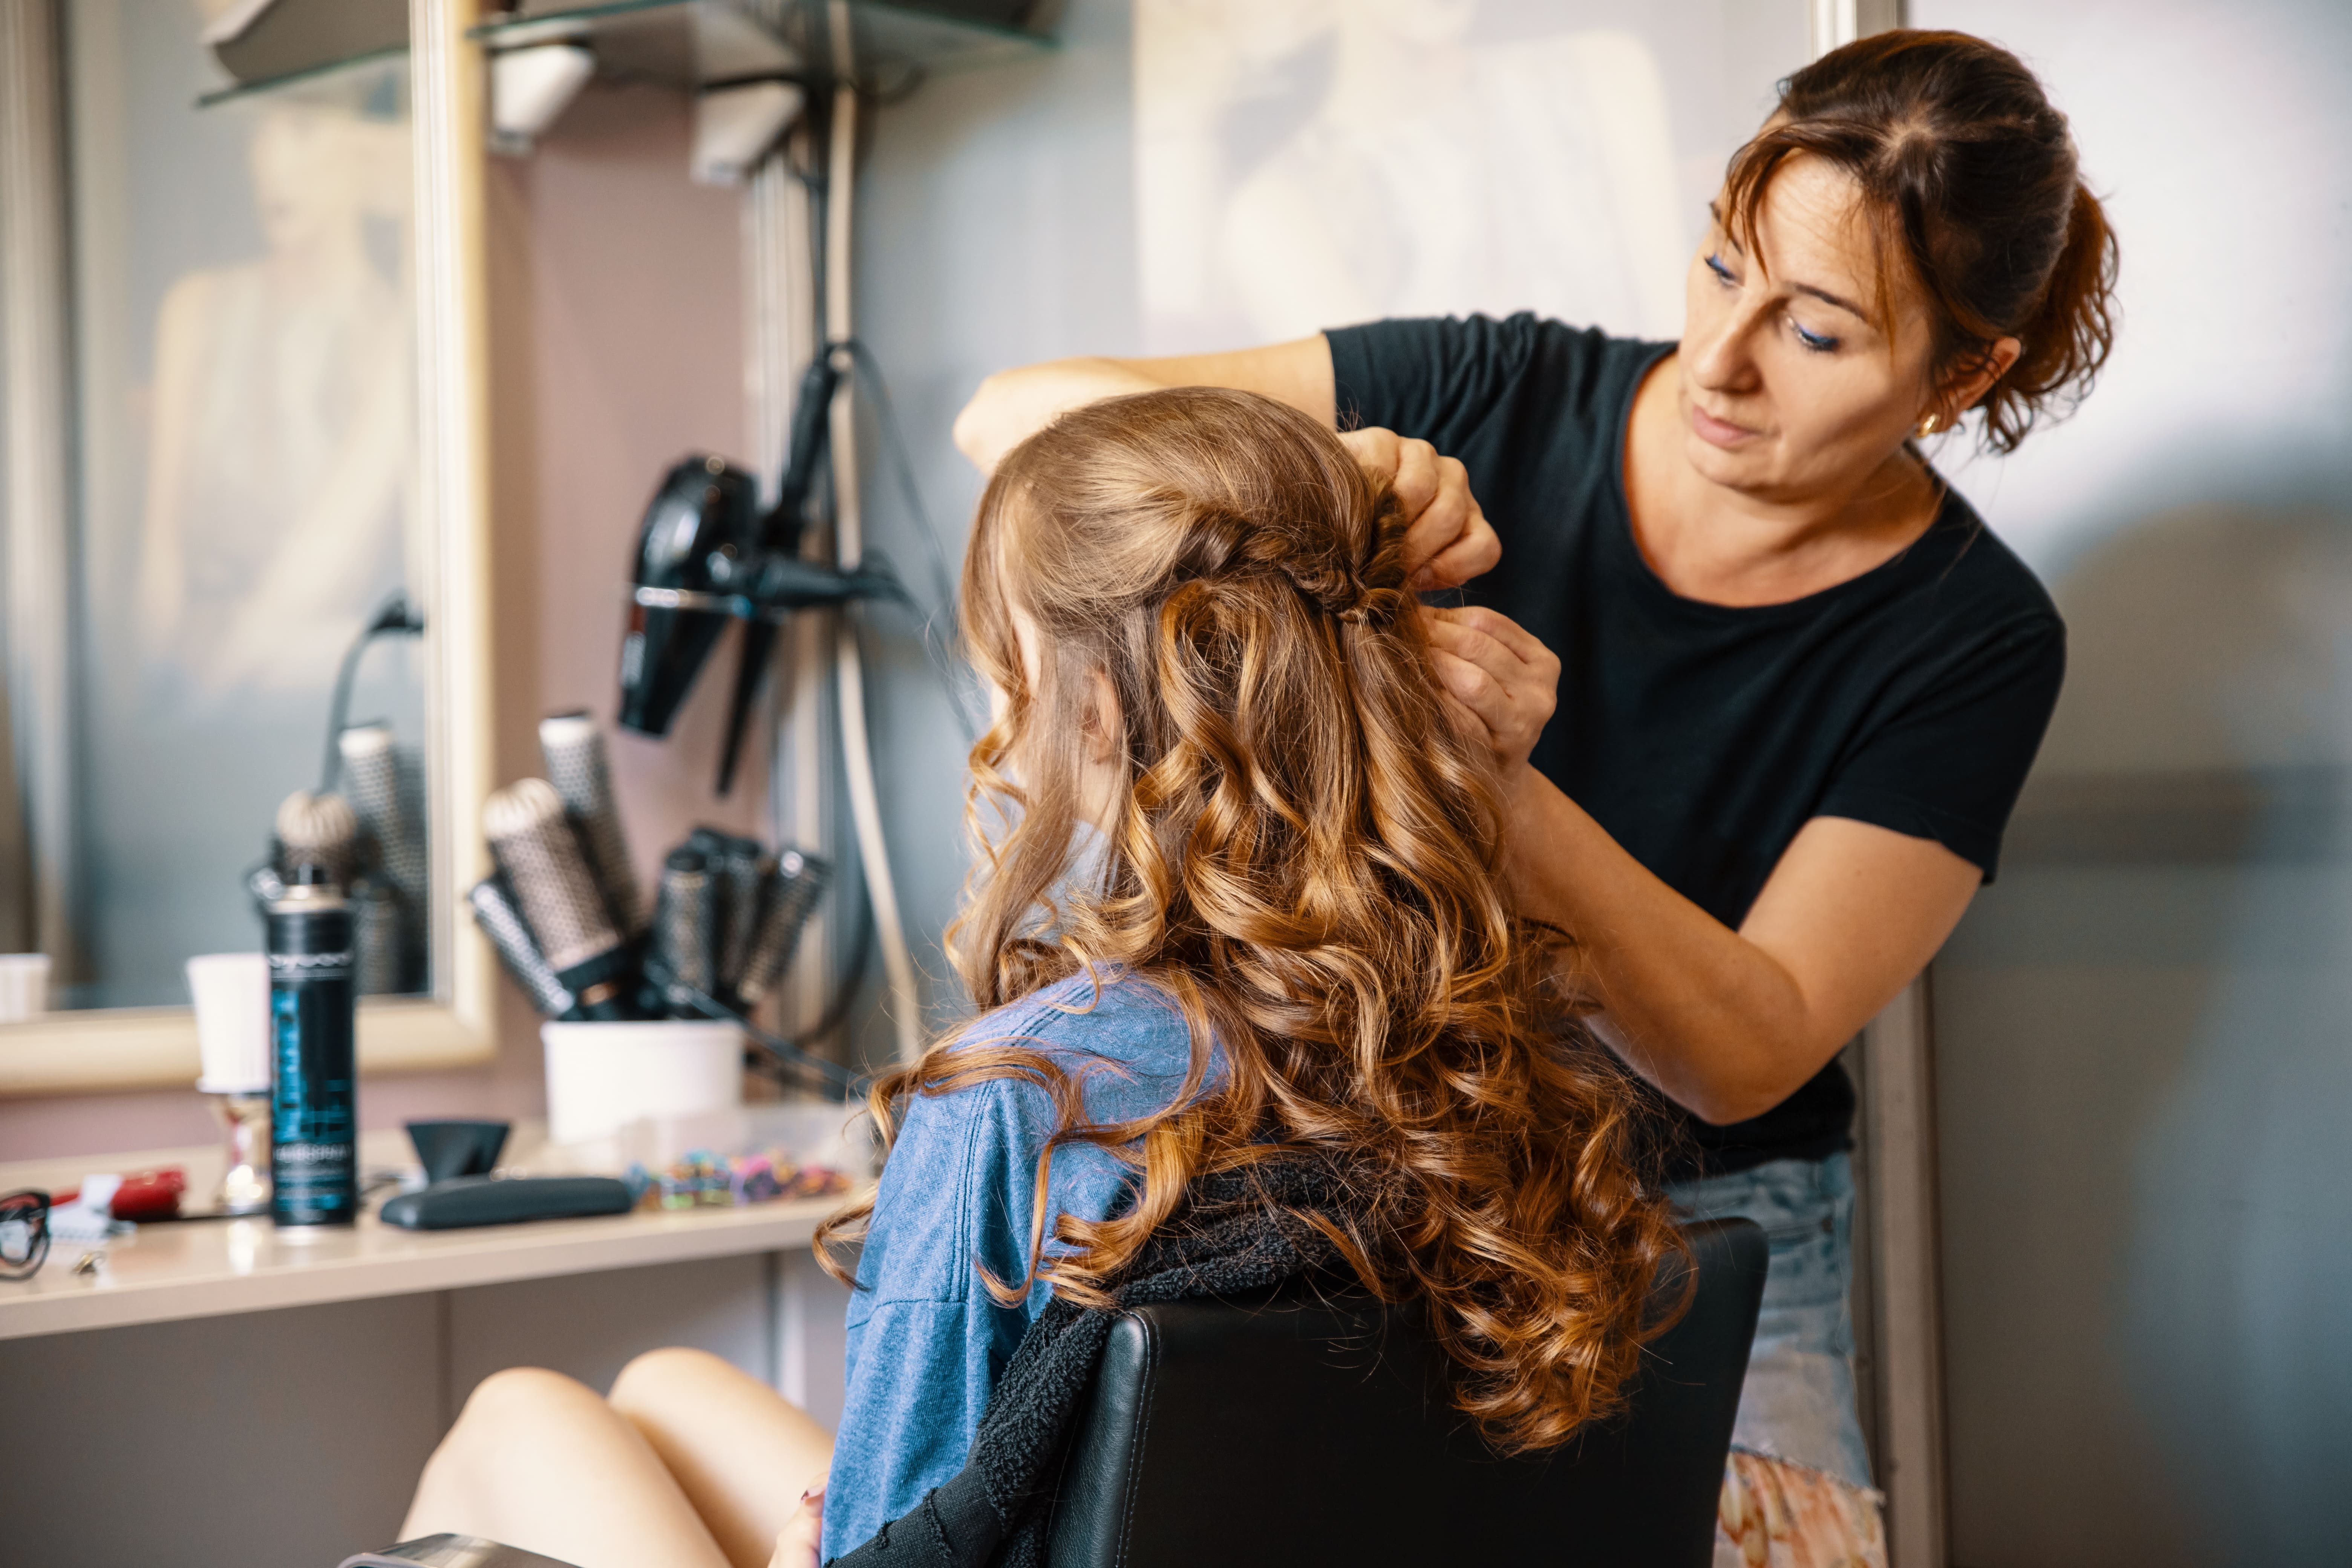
<box><xmin>268</xmin><ymin>867</ymin><xmax>358</xmax><ymax>1228</ymax></box>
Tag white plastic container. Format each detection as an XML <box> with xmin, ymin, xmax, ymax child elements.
<box><xmin>186</xmin><ymin>952</ymin><xmax>271</xmax><ymax>1094</ymax></box>
<box><xmin>541</xmin><ymin>1019</ymin><xmax>744</xmax><ymax>1147</ymax></box>
<box><xmin>0</xmin><ymin>953</ymin><xmax>51</xmax><ymax>1023</ymax></box>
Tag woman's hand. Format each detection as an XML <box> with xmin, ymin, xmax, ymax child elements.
<box><xmin>1424</xmin><ymin>605</ymin><xmax>1559</xmax><ymax>772</ymax></box>
<box><xmin>769</xmin><ymin>1475</ymin><xmax>825</xmax><ymax>1568</ymax></box>
<box><xmin>1337</xmin><ymin>428</ymin><xmax>1499</xmax><ymax>590</ymax></box>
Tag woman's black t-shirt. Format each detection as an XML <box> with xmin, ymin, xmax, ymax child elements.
<box><xmin>1327</xmin><ymin>313</ymin><xmax>2066</xmax><ymax>1175</ymax></box>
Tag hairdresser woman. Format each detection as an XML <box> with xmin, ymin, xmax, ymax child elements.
<box><xmin>956</xmin><ymin>32</ymin><xmax>2112</xmax><ymax>1545</ymax></box>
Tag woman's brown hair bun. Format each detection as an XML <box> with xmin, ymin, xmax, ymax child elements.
<box><xmin>1725</xmin><ymin>28</ymin><xmax>2120</xmax><ymax>452</ymax></box>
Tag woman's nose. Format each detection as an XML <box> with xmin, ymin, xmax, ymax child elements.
<box><xmin>1686</xmin><ymin>299</ymin><xmax>1764</xmax><ymax>395</ymax></box>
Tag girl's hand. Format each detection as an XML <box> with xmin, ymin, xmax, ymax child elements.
<box><xmin>1423</xmin><ymin>605</ymin><xmax>1559</xmax><ymax>772</ymax></box>
<box><xmin>1337</xmin><ymin>428</ymin><xmax>1499</xmax><ymax>590</ymax></box>
<box><xmin>769</xmin><ymin>1475</ymin><xmax>826</xmax><ymax>1568</ymax></box>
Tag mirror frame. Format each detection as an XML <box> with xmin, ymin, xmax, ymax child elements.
<box><xmin>0</xmin><ymin>0</ymin><xmax>496</xmax><ymax>1096</ymax></box>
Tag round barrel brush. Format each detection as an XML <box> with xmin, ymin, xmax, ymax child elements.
<box><xmin>687</xmin><ymin>826</ymin><xmax>773</xmax><ymax>998</ymax></box>
<box><xmin>340</xmin><ymin>725</ymin><xmax>426</xmax><ymax>896</ymax></box>
<box><xmin>340</xmin><ymin>724</ymin><xmax>426</xmax><ymax>991</ymax></box>
<box><xmin>735</xmin><ymin>848</ymin><xmax>831</xmax><ymax>1007</ymax></box>
<box><xmin>651</xmin><ymin>846</ymin><xmax>719</xmax><ymax>1008</ymax></box>
<box><xmin>482</xmin><ymin>778</ymin><xmax>638</xmax><ymax>1016</ymax></box>
<box><xmin>467</xmin><ymin>874</ymin><xmax>577</xmax><ymax>1019</ymax></box>
<box><xmin>538</xmin><ymin>712</ymin><xmax>645</xmax><ymax>934</ymax></box>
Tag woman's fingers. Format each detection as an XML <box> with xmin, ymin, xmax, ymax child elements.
<box><xmin>1401</xmin><ymin>455</ymin><xmax>1498</xmax><ymax>590</ymax></box>
<box><xmin>1426</xmin><ymin>603</ymin><xmax>1549</xmax><ymax>665</ymax></box>
<box><xmin>1424</xmin><ymin>607</ymin><xmax>1559</xmax><ymax>769</ymax></box>
<box><xmin>1413</xmin><ymin>511</ymin><xmax>1502</xmax><ymax>591</ymax></box>
<box><xmin>1431</xmin><ymin>648</ymin><xmax>1510</xmax><ymax>733</ymax></box>
<box><xmin>1335</xmin><ymin>428</ymin><xmax>1499</xmax><ymax>590</ymax></box>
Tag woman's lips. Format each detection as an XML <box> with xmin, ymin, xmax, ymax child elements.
<box><xmin>1690</xmin><ymin>402</ymin><xmax>1761</xmax><ymax>449</ymax></box>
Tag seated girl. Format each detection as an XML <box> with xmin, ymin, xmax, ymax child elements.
<box><xmin>398</xmin><ymin>388</ymin><xmax>1680</xmax><ymax>1568</ymax></box>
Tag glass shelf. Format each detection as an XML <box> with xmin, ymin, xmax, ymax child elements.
<box><xmin>198</xmin><ymin>0</ymin><xmax>1054</xmax><ymax>109</ymax></box>
<box><xmin>474</xmin><ymin>1</ymin><xmax>1057</xmax><ymax>92</ymax></box>
<box><xmin>198</xmin><ymin>46</ymin><xmax>408</xmax><ymax>109</ymax></box>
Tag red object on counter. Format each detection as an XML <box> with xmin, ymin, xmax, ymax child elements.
<box><xmin>109</xmin><ymin>1167</ymin><xmax>187</xmax><ymax>1221</ymax></box>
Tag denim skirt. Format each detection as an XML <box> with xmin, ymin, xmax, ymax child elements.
<box><xmin>1664</xmin><ymin>1150</ymin><xmax>1873</xmax><ymax>1492</ymax></box>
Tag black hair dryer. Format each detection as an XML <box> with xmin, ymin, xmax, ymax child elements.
<box><xmin>617</xmin><ymin>354</ymin><xmax>903</xmax><ymax>794</ymax></box>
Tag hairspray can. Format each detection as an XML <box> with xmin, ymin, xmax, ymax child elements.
<box><xmin>268</xmin><ymin>867</ymin><xmax>358</xmax><ymax>1228</ymax></box>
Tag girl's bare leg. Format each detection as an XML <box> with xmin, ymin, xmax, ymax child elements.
<box><xmin>400</xmin><ymin>1367</ymin><xmax>733</xmax><ymax>1568</ymax></box>
<box><xmin>608</xmin><ymin>1347</ymin><xmax>836</xmax><ymax>1568</ymax></box>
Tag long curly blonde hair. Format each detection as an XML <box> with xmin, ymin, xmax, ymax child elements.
<box><xmin>818</xmin><ymin>387</ymin><xmax>1681</xmax><ymax>1452</ymax></box>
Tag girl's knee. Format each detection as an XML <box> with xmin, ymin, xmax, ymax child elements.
<box><xmin>610</xmin><ymin>1345</ymin><xmax>735</xmax><ymax>1409</ymax></box>
<box><xmin>456</xmin><ymin>1365</ymin><xmax>602</xmax><ymax>1433</ymax></box>
<box><xmin>409</xmin><ymin>1368</ymin><xmax>598</xmax><ymax>1530</ymax></box>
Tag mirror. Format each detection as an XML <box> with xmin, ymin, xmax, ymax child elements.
<box><xmin>0</xmin><ymin>0</ymin><xmax>495</xmax><ymax>1091</ymax></box>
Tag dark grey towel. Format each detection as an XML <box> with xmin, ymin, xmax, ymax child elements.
<box><xmin>827</xmin><ymin>1155</ymin><xmax>1361</xmax><ymax>1568</ymax></box>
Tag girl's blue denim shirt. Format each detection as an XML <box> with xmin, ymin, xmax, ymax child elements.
<box><xmin>821</xmin><ymin>969</ymin><xmax>1215</xmax><ymax>1562</ymax></box>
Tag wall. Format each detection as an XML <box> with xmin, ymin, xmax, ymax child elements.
<box><xmin>831</xmin><ymin>0</ymin><xmax>1143</xmax><ymax>1066</ymax></box>
<box><xmin>474</xmin><ymin>79</ymin><xmax>770</xmax><ymax>1111</ymax></box>
<box><xmin>0</xmin><ymin>82</ymin><xmax>755</xmax><ymax>1160</ymax></box>
<box><xmin>1906</xmin><ymin>1</ymin><xmax>2352</xmax><ymax>1562</ymax></box>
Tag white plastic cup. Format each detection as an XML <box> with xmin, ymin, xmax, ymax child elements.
<box><xmin>187</xmin><ymin>952</ymin><xmax>273</xmax><ymax>1094</ymax></box>
<box><xmin>0</xmin><ymin>953</ymin><xmax>51</xmax><ymax>1023</ymax></box>
<box><xmin>541</xmin><ymin>1020</ymin><xmax>745</xmax><ymax>1147</ymax></box>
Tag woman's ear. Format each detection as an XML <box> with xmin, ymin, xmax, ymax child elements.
<box><xmin>1080</xmin><ymin>667</ymin><xmax>1122</xmax><ymax>764</ymax></box>
<box><xmin>1934</xmin><ymin>335</ymin><xmax>2023</xmax><ymax>423</ymax></box>
<box><xmin>1072</xmin><ymin>666</ymin><xmax>1125</xmax><ymax>831</ymax></box>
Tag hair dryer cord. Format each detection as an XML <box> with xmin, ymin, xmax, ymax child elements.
<box><xmin>320</xmin><ymin>591</ymin><xmax>426</xmax><ymax>796</ymax></box>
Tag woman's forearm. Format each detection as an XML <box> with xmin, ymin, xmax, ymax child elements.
<box><xmin>1427</xmin><ymin>603</ymin><xmax>1980</xmax><ymax>1129</ymax></box>
<box><xmin>953</xmin><ymin>358</ymin><xmax>1166</xmax><ymax>473</ymax></box>
<box><xmin>954</xmin><ymin>337</ymin><xmax>1341</xmax><ymax>473</ymax></box>
<box><xmin>1498</xmin><ymin>764</ymin><xmax>1834</xmax><ymax>1125</ymax></box>
<box><xmin>957</xmin><ymin>348</ymin><xmax>1499</xmax><ymax>596</ymax></box>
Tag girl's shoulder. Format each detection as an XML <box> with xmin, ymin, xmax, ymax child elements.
<box><xmin>873</xmin><ymin>972</ymin><xmax>1214</xmax><ymax>1259</ymax></box>
<box><xmin>947</xmin><ymin>968</ymin><xmax>1199</xmax><ymax>1081</ymax></box>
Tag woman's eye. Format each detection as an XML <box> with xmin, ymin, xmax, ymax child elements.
<box><xmin>1704</xmin><ymin>253</ymin><xmax>1736</xmax><ymax>287</ymax></box>
<box><xmin>1792</xmin><ymin>320</ymin><xmax>1841</xmax><ymax>354</ymax></box>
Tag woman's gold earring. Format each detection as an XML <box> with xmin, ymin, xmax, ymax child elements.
<box><xmin>1918</xmin><ymin>413</ymin><xmax>1941</xmax><ymax>437</ymax></box>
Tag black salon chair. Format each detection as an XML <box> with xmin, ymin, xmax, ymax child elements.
<box><xmin>347</xmin><ymin>1219</ymin><xmax>1763</xmax><ymax>1568</ymax></box>
<box><xmin>1041</xmin><ymin>1217</ymin><xmax>1766</xmax><ymax>1568</ymax></box>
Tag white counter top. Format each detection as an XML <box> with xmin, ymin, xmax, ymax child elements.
<box><xmin>0</xmin><ymin>1125</ymin><xmax>855</xmax><ymax>1342</ymax></box>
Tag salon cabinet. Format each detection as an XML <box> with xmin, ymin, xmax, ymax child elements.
<box><xmin>0</xmin><ymin>1129</ymin><xmax>852</xmax><ymax>1568</ymax></box>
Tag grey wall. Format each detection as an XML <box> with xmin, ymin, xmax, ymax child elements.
<box><xmin>1908</xmin><ymin>1</ymin><xmax>2352</xmax><ymax>1562</ymax></box>
<box><xmin>839</xmin><ymin>0</ymin><xmax>1142</xmax><ymax>1062</ymax></box>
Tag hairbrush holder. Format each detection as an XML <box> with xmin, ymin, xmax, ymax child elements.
<box><xmin>541</xmin><ymin>1019</ymin><xmax>744</xmax><ymax>1147</ymax></box>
